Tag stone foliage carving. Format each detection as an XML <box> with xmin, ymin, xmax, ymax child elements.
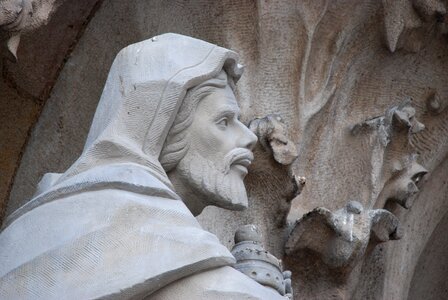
<box><xmin>426</xmin><ymin>90</ymin><xmax>448</xmax><ymax>115</ymax></box>
<box><xmin>232</xmin><ymin>224</ymin><xmax>293</xmax><ymax>299</ymax></box>
<box><xmin>350</xmin><ymin>101</ymin><xmax>428</xmax><ymax>210</ymax></box>
<box><xmin>382</xmin><ymin>0</ymin><xmax>448</xmax><ymax>52</ymax></box>
<box><xmin>285</xmin><ymin>201</ymin><xmax>402</xmax><ymax>270</ymax></box>
<box><xmin>248</xmin><ymin>114</ymin><xmax>304</xmax><ymax>227</ymax></box>
<box><xmin>0</xmin><ymin>0</ymin><xmax>62</xmax><ymax>58</ymax></box>
<box><xmin>380</xmin><ymin>154</ymin><xmax>427</xmax><ymax>209</ymax></box>
<box><xmin>284</xmin><ymin>98</ymin><xmax>430</xmax><ymax>298</ymax></box>
<box><xmin>249</xmin><ymin>114</ymin><xmax>299</xmax><ymax>166</ymax></box>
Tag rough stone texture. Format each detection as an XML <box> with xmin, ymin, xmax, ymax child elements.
<box><xmin>285</xmin><ymin>201</ymin><xmax>402</xmax><ymax>269</ymax></box>
<box><xmin>0</xmin><ymin>33</ymin><xmax>286</xmax><ymax>299</ymax></box>
<box><xmin>0</xmin><ymin>0</ymin><xmax>101</xmax><ymax>220</ymax></box>
<box><xmin>353</xmin><ymin>156</ymin><xmax>448</xmax><ymax>300</ymax></box>
<box><xmin>232</xmin><ymin>224</ymin><xmax>292</xmax><ymax>297</ymax></box>
<box><xmin>0</xmin><ymin>0</ymin><xmax>62</xmax><ymax>58</ymax></box>
<box><xmin>2</xmin><ymin>0</ymin><xmax>448</xmax><ymax>299</ymax></box>
<box><xmin>3</xmin><ymin>0</ymin><xmax>101</xmax><ymax>100</ymax></box>
<box><xmin>0</xmin><ymin>82</ymin><xmax>39</xmax><ymax>221</ymax></box>
<box><xmin>408</xmin><ymin>205</ymin><xmax>448</xmax><ymax>300</ymax></box>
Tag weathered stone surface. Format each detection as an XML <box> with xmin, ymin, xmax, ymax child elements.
<box><xmin>285</xmin><ymin>201</ymin><xmax>402</xmax><ymax>269</ymax></box>
<box><xmin>3</xmin><ymin>0</ymin><xmax>101</xmax><ymax>100</ymax></box>
<box><xmin>0</xmin><ymin>0</ymin><xmax>101</xmax><ymax>220</ymax></box>
<box><xmin>232</xmin><ymin>224</ymin><xmax>292</xmax><ymax>298</ymax></box>
<box><xmin>408</xmin><ymin>205</ymin><xmax>448</xmax><ymax>300</ymax></box>
<box><xmin>354</xmin><ymin>156</ymin><xmax>448</xmax><ymax>300</ymax></box>
<box><xmin>0</xmin><ymin>0</ymin><xmax>61</xmax><ymax>58</ymax></box>
<box><xmin>249</xmin><ymin>115</ymin><xmax>298</xmax><ymax>166</ymax></box>
<box><xmin>1</xmin><ymin>0</ymin><xmax>448</xmax><ymax>299</ymax></box>
<box><xmin>0</xmin><ymin>82</ymin><xmax>39</xmax><ymax>221</ymax></box>
<box><xmin>0</xmin><ymin>34</ymin><xmax>285</xmax><ymax>299</ymax></box>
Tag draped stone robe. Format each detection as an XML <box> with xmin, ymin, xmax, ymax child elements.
<box><xmin>0</xmin><ymin>34</ymin><xmax>283</xmax><ymax>299</ymax></box>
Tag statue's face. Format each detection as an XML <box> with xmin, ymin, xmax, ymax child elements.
<box><xmin>174</xmin><ymin>84</ymin><xmax>257</xmax><ymax>212</ymax></box>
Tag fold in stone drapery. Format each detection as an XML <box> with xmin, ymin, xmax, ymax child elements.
<box><xmin>1</xmin><ymin>33</ymin><xmax>244</xmax><ymax>299</ymax></box>
<box><xmin>6</xmin><ymin>33</ymin><xmax>243</xmax><ymax>224</ymax></box>
<box><xmin>0</xmin><ymin>164</ymin><xmax>236</xmax><ymax>299</ymax></box>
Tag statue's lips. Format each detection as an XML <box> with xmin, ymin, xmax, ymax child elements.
<box><xmin>230</xmin><ymin>153</ymin><xmax>253</xmax><ymax>175</ymax></box>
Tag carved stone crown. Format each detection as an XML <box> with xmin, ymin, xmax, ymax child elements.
<box><xmin>231</xmin><ymin>225</ymin><xmax>286</xmax><ymax>295</ymax></box>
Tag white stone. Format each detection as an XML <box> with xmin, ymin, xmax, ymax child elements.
<box><xmin>0</xmin><ymin>33</ymin><xmax>284</xmax><ymax>299</ymax></box>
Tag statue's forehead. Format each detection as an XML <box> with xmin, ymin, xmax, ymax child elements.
<box><xmin>198</xmin><ymin>86</ymin><xmax>240</xmax><ymax>115</ymax></box>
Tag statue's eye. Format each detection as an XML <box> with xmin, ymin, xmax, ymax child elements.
<box><xmin>217</xmin><ymin>118</ymin><xmax>229</xmax><ymax>127</ymax></box>
<box><xmin>412</xmin><ymin>172</ymin><xmax>426</xmax><ymax>185</ymax></box>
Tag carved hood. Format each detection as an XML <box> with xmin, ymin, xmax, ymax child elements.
<box><xmin>6</xmin><ymin>32</ymin><xmax>243</xmax><ymax>223</ymax></box>
<box><xmin>0</xmin><ymin>33</ymin><xmax>243</xmax><ymax>299</ymax></box>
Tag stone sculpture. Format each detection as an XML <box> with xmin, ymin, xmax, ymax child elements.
<box><xmin>0</xmin><ymin>0</ymin><xmax>62</xmax><ymax>59</ymax></box>
<box><xmin>249</xmin><ymin>114</ymin><xmax>299</xmax><ymax>166</ymax></box>
<box><xmin>232</xmin><ymin>224</ymin><xmax>293</xmax><ymax>299</ymax></box>
<box><xmin>0</xmin><ymin>33</ymin><xmax>287</xmax><ymax>299</ymax></box>
<box><xmin>285</xmin><ymin>201</ymin><xmax>402</xmax><ymax>270</ymax></box>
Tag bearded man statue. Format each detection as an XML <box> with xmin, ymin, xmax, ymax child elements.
<box><xmin>0</xmin><ymin>33</ymin><xmax>286</xmax><ymax>299</ymax></box>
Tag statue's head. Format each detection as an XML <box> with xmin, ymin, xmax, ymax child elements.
<box><xmin>28</xmin><ymin>34</ymin><xmax>257</xmax><ymax>218</ymax></box>
<box><xmin>160</xmin><ymin>70</ymin><xmax>257</xmax><ymax>215</ymax></box>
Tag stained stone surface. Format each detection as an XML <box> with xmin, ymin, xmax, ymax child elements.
<box><xmin>408</xmin><ymin>205</ymin><xmax>448</xmax><ymax>300</ymax></box>
<box><xmin>0</xmin><ymin>0</ymin><xmax>101</xmax><ymax>220</ymax></box>
<box><xmin>0</xmin><ymin>33</ymin><xmax>286</xmax><ymax>299</ymax></box>
<box><xmin>0</xmin><ymin>83</ymin><xmax>39</xmax><ymax>220</ymax></box>
<box><xmin>1</xmin><ymin>0</ymin><xmax>448</xmax><ymax>299</ymax></box>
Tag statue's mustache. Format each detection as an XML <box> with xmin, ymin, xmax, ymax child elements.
<box><xmin>222</xmin><ymin>148</ymin><xmax>254</xmax><ymax>174</ymax></box>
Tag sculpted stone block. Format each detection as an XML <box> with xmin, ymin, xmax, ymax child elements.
<box><xmin>231</xmin><ymin>224</ymin><xmax>293</xmax><ymax>299</ymax></box>
<box><xmin>2</xmin><ymin>1</ymin><xmax>448</xmax><ymax>299</ymax></box>
<box><xmin>0</xmin><ymin>33</ymin><xmax>286</xmax><ymax>299</ymax></box>
<box><xmin>382</xmin><ymin>154</ymin><xmax>428</xmax><ymax>209</ymax></box>
<box><xmin>382</xmin><ymin>0</ymin><xmax>447</xmax><ymax>52</ymax></box>
<box><xmin>426</xmin><ymin>90</ymin><xmax>448</xmax><ymax>115</ymax></box>
<box><xmin>248</xmin><ymin>114</ymin><xmax>304</xmax><ymax>227</ymax></box>
<box><xmin>249</xmin><ymin>114</ymin><xmax>298</xmax><ymax>166</ymax></box>
<box><xmin>285</xmin><ymin>201</ymin><xmax>402</xmax><ymax>270</ymax></box>
<box><xmin>350</xmin><ymin>101</ymin><xmax>428</xmax><ymax>210</ymax></box>
<box><xmin>0</xmin><ymin>0</ymin><xmax>62</xmax><ymax>58</ymax></box>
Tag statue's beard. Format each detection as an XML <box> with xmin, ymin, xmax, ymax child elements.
<box><xmin>176</xmin><ymin>148</ymin><xmax>252</xmax><ymax>211</ymax></box>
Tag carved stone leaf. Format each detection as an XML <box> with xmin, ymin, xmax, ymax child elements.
<box><xmin>1</xmin><ymin>0</ymin><xmax>63</xmax><ymax>58</ymax></box>
<box><xmin>382</xmin><ymin>0</ymin><xmax>423</xmax><ymax>52</ymax></box>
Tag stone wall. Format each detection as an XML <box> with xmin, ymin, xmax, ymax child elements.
<box><xmin>2</xmin><ymin>1</ymin><xmax>447</xmax><ymax>299</ymax></box>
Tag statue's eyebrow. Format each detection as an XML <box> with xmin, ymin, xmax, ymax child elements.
<box><xmin>212</xmin><ymin>106</ymin><xmax>240</xmax><ymax>120</ymax></box>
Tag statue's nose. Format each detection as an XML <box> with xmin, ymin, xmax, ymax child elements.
<box><xmin>238</xmin><ymin>123</ymin><xmax>258</xmax><ymax>150</ymax></box>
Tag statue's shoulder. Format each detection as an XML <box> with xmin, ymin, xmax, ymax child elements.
<box><xmin>4</xmin><ymin>163</ymin><xmax>179</xmax><ymax>228</ymax></box>
<box><xmin>0</xmin><ymin>163</ymin><xmax>235</xmax><ymax>300</ymax></box>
